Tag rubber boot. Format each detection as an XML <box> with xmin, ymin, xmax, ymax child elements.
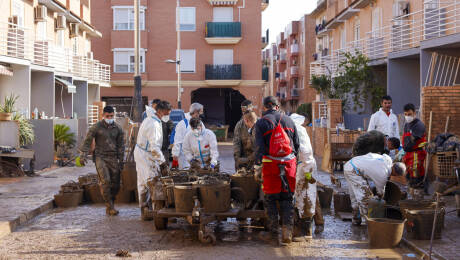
<box><xmin>281</xmin><ymin>225</ymin><xmax>293</xmax><ymax>244</ymax></box>
<box><xmin>314</xmin><ymin>225</ymin><xmax>324</xmax><ymax>234</ymax></box>
<box><xmin>106</xmin><ymin>200</ymin><xmax>119</xmax><ymax>216</ymax></box>
<box><xmin>140</xmin><ymin>193</ymin><xmax>153</xmax><ymax>221</ymax></box>
<box><xmin>352</xmin><ymin>208</ymin><xmax>361</xmax><ymax>226</ymax></box>
<box><xmin>293</xmin><ymin>219</ymin><xmax>313</xmax><ymax>242</ymax></box>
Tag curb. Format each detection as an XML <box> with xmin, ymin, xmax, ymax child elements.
<box><xmin>401</xmin><ymin>238</ymin><xmax>447</xmax><ymax>260</ymax></box>
<box><xmin>0</xmin><ymin>200</ymin><xmax>54</xmax><ymax>239</ymax></box>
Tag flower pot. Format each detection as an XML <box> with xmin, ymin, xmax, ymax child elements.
<box><xmin>0</xmin><ymin>112</ymin><xmax>12</xmax><ymax>121</ymax></box>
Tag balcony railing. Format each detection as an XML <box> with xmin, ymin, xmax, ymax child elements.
<box><xmin>310</xmin><ymin>0</ymin><xmax>460</xmax><ymax>79</ymax></box>
<box><xmin>279</xmin><ymin>48</ymin><xmax>287</xmax><ymax>62</ymax></box>
<box><xmin>290</xmin><ymin>44</ymin><xmax>299</xmax><ymax>55</ymax></box>
<box><xmin>290</xmin><ymin>66</ymin><xmax>299</xmax><ymax>77</ymax></box>
<box><xmin>0</xmin><ymin>22</ymin><xmax>110</xmax><ymax>85</ymax></box>
<box><xmin>205</xmin><ymin>64</ymin><xmax>242</xmax><ymax>80</ymax></box>
<box><xmin>206</xmin><ymin>22</ymin><xmax>241</xmax><ymax>38</ymax></box>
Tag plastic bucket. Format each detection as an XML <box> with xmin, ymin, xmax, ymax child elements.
<box><xmin>174</xmin><ymin>185</ymin><xmax>197</xmax><ymax>212</ymax></box>
<box><xmin>198</xmin><ymin>182</ymin><xmax>231</xmax><ymax>213</ymax></box>
<box><xmin>405</xmin><ymin>209</ymin><xmax>445</xmax><ymax>240</ymax></box>
<box><xmin>367</xmin><ymin>217</ymin><xmax>406</xmax><ymax>248</ymax></box>
<box><xmin>230</xmin><ymin>175</ymin><xmax>260</xmax><ymax>202</ymax></box>
<box><xmin>333</xmin><ymin>192</ymin><xmax>352</xmax><ymax>213</ymax></box>
<box><xmin>318</xmin><ymin>186</ymin><xmax>333</xmax><ymax>209</ymax></box>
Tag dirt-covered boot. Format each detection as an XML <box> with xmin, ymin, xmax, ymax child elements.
<box><xmin>106</xmin><ymin>200</ymin><xmax>119</xmax><ymax>216</ymax></box>
<box><xmin>281</xmin><ymin>225</ymin><xmax>293</xmax><ymax>245</ymax></box>
<box><xmin>352</xmin><ymin>208</ymin><xmax>362</xmax><ymax>226</ymax></box>
<box><xmin>314</xmin><ymin>224</ymin><xmax>324</xmax><ymax>234</ymax></box>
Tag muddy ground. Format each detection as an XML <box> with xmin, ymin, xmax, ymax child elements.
<box><xmin>0</xmin><ymin>204</ymin><xmax>411</xmax><ymax>260</ymax></box>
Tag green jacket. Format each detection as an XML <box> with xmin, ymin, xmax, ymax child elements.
<box><xmin>233</xmin><ymin>118</ymin><xmax>255</xmax><ymax>161</ymax></box>
<box><xmin>80</xmin><ymin>120</ymin><xmax>125</xmax><ymax>159</ymax></box>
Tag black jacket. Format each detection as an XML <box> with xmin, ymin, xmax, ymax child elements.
<box><xmin>254</xmin><ymin>109</ymin><xmax>300</xmax><ymax>164</ymax></box>
<box><xmin>403</xmin><ymin>118</ymin><xmax>426</xmax><ymax>152</ymax></box>
<box><xmin>162</xmin><ymin>120</ymin><xmax>174</xmax><ymax>151</ymax></box>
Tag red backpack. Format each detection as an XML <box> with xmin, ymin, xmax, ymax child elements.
<box><xmin>264</xmin><ymin>116</ymin><xmax>292</xmax><ymax>157</ymax></box>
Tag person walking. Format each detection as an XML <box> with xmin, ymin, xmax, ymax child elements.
<box><xmin>79</xmin><ymin>106</ymin><xmax>125</xmax><ymax>216</ymax></box>
<box><xmin>233</xmin><ymin>100</ymin><xmax>255</xmax><ymax>170</ymax></box>
<box><xmin>134</xmin><ymin>101</ymin><xmax>171</xmax><ymax>221</ymax></box>
<box><xmin>254</xmin><ymin>96</ymin><xmax>300</xmax><ymax>245</ymax></box>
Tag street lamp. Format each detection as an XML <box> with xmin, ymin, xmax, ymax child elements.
<box><xmin>175</xmin><ymin>0</ymin><xmax>182</xmax><ymax>109</ymax></box>
<box><xmin>132</xmin><ymin>0</ymin><xmax>142</xmax><ymax>122</ymax></box>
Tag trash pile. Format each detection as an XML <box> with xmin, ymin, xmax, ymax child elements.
<box><xmin>426</xmin><ymin>133</ymin><xmax>460</xmax><ymax>154</ymax></box>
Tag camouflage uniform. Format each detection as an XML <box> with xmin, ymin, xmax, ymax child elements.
<box><xmin>80</xmin><ymin>120</ymin><xmax>125</xmax><ymax>204</ymax></box>
<box><xmin>233</xmin><ymin>118</ymin><xmax>256</xmax><ymax>169</ymax></box>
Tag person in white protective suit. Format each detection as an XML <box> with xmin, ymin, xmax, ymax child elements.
<box><xmin>344</xmin><ymin>153</ymin><xmax>405</xmax><ymax>225</ymax></box>
<box><xmin>182</xmin><ymin>118</ymin><xmax>219</xmax><ymax>170</ymax></box>
<box><xmin>289</xmin><ymin>113</ymin><xmax>318</xmax><ymax>241</ymax></box>
<box><xmin>134</xmin><ymin>101</ymin><xmax>171</xmax><ymax>221</ymax></box>
<box><xmin>171</xmin><ymin>103</ymin><xmax>204</xmax><ymax>170</ymax></box>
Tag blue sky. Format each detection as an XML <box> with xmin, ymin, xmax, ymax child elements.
<box><xmin>262</xmin><ymin>0</ymin><xmax>316</xmax><ymax>45</ymax></box>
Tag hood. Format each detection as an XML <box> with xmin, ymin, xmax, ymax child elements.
<box><xmin>145</xmin><ymin>105</ymin><xmax>156</xmax><ymax>118</ymax></box>
<box><xmin>290</xmin><ymin>113</ymin><xmax>305</xmax><ymax>126</ymax></box>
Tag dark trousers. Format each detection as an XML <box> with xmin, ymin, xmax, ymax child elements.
<box><xmin>264</xmin><ymin>192</ymin><xmax>294</xmax><ymax>233</ymax></box>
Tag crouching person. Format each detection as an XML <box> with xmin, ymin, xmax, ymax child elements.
<box><xmin>344</xmin><ymin>152</ymin><xmax>405</xmax><ymax>225</ymax></box>
<box><xmin>290</xmin><ymin>113</ymin><xmax>318</xmax><ymax>242</ymax></box>
<box><xmin>182</xmin><ymin>118</ymin><xmax>219</xmax><ymax>170</ymax></box>
<box><xmin>134</xmin><ymin>101</ymin><xmax>171</xmax><ymax>221</ymax></box>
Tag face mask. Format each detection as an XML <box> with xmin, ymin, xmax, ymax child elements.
<box><xmin>192</xmin><ymin>129</ymin><xmax>200</xmax><ymax>137</ymax></box>
<box><xmin>104</xmin><ymin>118</ymin><xmax>114</xmax><ymax>124</ymax></box>
<box><xmin>161</xmin><ymin>115</ymin><xmax>170</xmax><ymax>123</ymax></box>
<box><xmin>405</xmin><ymin>116</ymin><xmax>415</xmax><ymax>123</ymax></box>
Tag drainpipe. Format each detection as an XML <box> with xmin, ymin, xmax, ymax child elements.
<box><xmin>238</xmin><ymin>0</ymin><xmax>246</xmax><ymax>22</ymax></box>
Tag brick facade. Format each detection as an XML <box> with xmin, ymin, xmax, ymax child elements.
<box><xmin>422</xmin><ymin>86</ymin><xmax>460</xmax><ymax>139</ymax></box>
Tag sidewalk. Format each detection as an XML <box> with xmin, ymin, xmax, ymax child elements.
<box><xmin>403</xmin><ymin>195</ymin><xmax>460</xmax><ymax>260</ymax></box>
<box><xmin>0</xmin><ymin>165</ymin><xmax>95</xmax><ymax>238</ymax></box>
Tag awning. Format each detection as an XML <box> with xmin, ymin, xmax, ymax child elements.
<box><xmin>55</xmin><ymin>77</ymin><xmax>76</xmax><ymax>94</ymax></box>
<box><xmin>0</xmin><ymin>64</ymin><xmax>13</xmax><ymax>77</ymax></box>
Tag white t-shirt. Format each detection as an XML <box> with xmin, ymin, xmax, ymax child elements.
<box><xmin>344</xmin><ymin>153</ymin><xmax>392</xmax><ymax>194</ymax></box>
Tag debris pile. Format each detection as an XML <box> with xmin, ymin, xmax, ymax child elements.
<box><xmin>54</xmin><ymin>181</ymin><xmax>84</xmax><ymax>208</ymax></box>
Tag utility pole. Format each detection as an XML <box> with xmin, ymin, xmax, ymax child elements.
<box><xmin>133</xmin><ymin>0</ymin><xmax>143</xmax><ymax>122</ymax></box>
<box><xmin>176</xmin><ymin>0</ymin><xmax>182</xmax><ymax>109</ymax></box>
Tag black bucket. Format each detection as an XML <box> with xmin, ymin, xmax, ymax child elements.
<box><xmin>318</xmin><ymin>186</ymin><xmax>333</xmax><ymax>209</ymax></box>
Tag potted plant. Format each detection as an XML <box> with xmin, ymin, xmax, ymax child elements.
<box><xmin>12</xmin><ymin>114</ymin><xmax>35</xmax><ymax>147</ymax></box>
<box><xmin>0</xmin><ymin>94</ymin><xmax>18</xmax><ymax>121</ymax></box>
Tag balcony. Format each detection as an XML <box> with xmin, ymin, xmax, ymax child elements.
<box><xmin>291</xmin><ymin>88</ymin><xmax>300</xmax><ymax>98</ymax></box>
<box><xmin>354</xmin><ymin>0</ymin><xmax>372</xmax><ymax>9</ymax></box>
<box><xmin>290</xmin><ymin>44</ymin><xmax>299</xmax><ymax>56</ymax></box>
<box><xmin>262</xmin><ymin>67</ymin><xmax>269</xmax><ymax>81</ymax></box>
<box><xmin>290</xmin><ymin>66</ymin><xmax>299</xmax><ymax>78</ymax></box>
<box><xmin>336</xmin><ymin>6</ymin><xmax>360</xmax><ymax>21</ymax></box>
<box><xmin>207</xmin><ymin>0</ymin><xmax>239</xmax><ymax>6</ymax></box>
<box><xmin>317</xmin><ymin>0</ymin><xmax>327</xmax><ymax>11</ymax></box>
<box><xmin>0</xmin><ymin>22</ymin><xmax>110</xmax><ymax>85</ymax></box>
<box><xmin>205</xmin><ymin>64</ymin><xmax>242</xmax><ymax>86</ymax></box>
<box><xmin>261</xmin><ymin>0</ymin><xmax>269</xmax><ymax>11</ymax></box>
<box><xmin>205</xmin><ymin>22</ymin><xmax>242</xmax><ymax>45</ymax></box>
<box><xmin>278</xmin><ymin>48</ymin><xmax>287</xmax><ymax>63</ymax></box>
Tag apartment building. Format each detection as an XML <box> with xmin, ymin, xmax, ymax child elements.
<box><xmin>268</xmin><ymin>15</ymin><xmax>316</xmax><ymax>113</ymax></box>
<box><xmin>310</xmin><ymin>0</ymin><xmax>460</xmax><ymax>132</ymax></box>
<box><xmin>0</xmin><ymin>0</ymin><xmax>109</xmax><ymax>120</ymax></box>
<box><xmin>92</xmin><ymin>0</ymin><xmax>268</xmax><ymax>130</ymax></box>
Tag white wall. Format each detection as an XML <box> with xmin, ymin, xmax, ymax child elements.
<box><xmin>0</xmin><ymin>64</ymin><xmax>31</xmax><ymax>116</ymax></box>
<box><xmin>73</xmin><ymin>80</ymin><xmax>88</xmax><ymax>119</ymax></box>
<box><xmin>31</xmin><ymin>71</ymin><xmax>55</xmax><ymax>117</ymax></box>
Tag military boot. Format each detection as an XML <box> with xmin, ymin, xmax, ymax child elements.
<box><xmin>281</xmin><ymin>225</ymin><xmax>293</xmax><ymax>245</ymax></box>
<box><xmin>314</xmin><ymin>224</ymin><xmax>324</xmax><ymax>234</ymax></box>
<box><xmin>293</xmin><ymin>218</ymin><xmax>313</xmax><ymax>242</ymax></box>
<box><xmin>106</xmin><ymin>200</ymin><xmax>119</xmax><ymax>216</ymax></box>
<box><xmin>140</xmin><ymin>192</ymin><xmax>153</xmax><ymax>221</ymax></box>
<box><xmin>258</xmin><ymin>212</ymin><xmax>279</xmax><ymax>246</ymax></box>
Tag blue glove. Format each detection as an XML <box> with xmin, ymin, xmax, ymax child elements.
<box><xmin>210</xmin><ymin>164</ymin><xmax>215</xmax><ymax>169</ymax></box>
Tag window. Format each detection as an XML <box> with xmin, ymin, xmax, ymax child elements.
<box><xmin>177</xmin><ymin>49</ymin><xmax>196</xmax><ymax>73</ymax></box>
<box><xmin>178</xmin><ymin>7</ymin><xmax>196</xmax><ymax>31</ymax></box>
<box><xmin>354</xmin><ymin>18</ymin><xmax>360</xmax><ymax>41</ymax></box>
<box><xmin>372</xmin><ymin>7</ymin><xmax>382</xmax><ymax>37</ymax></box>
<box><xmin>85</xmin><ymin>38</ymin><xmax>91</xmax><ymax>53</ymax></box>
<box><xmin>113</xmin><ymin>6</ymin><xmax>145</xmax><ymax>30</ymax></box>
<box><xmin>113</xmin><ymin>49</ymin><xmax>146</xmax><ymax>73</ymax></box>
<box><xmin>340</xmin><ymin>28</ymin><xmax>346</xmax><ymax>49</ymax></box>
<box><xmin>213</xmin><ymin>7</ymin><xmax>233</xmax><ymax>22</ymax></box>
<box><xmin>36</xmin><ymin>21</ymin><xmax>47</xmax><ymax>41</ymax></box>
<box><xmin>213</xmin><ymin>49</ymin><xmax>233</xmax><ymax>65</ymax></box>
<box><xmin>57</xmin><ymin>30</ymin><xmax>65</xmax><ymax>47</ymax></box>
<box><xmin>12</xmin><ymin>0</ymin><xmax>25</xmax><ymax>27</ymax></box>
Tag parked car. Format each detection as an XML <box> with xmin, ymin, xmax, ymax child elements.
<box><xmin>169</xmin><ymin>109</ymin><xmax>186</xmax><ymax>128</ymax></box>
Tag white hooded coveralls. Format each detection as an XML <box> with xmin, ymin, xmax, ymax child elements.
<box><xmin>134</xmin><ymin>108</ymin><xmax>164</xmax><ymax>206</ymax></box>
<box><xmin>343</xmin><ymin>153</ymin><xmax>392</xmax><ymax>217</ymax></box>
<box><xmin>290</xmin><ymin>113</ymin><xmax>317</xmax><ymax>219</ymax></box>
<box><xmin>368</xmin><ymin>108</ymin><xmax>400</xmax><ymax>139</ymax></box>
<box><xmin>182</xmin><ymin>128</ymin><xmax>219</xmax><ymax>169</ymax></box>
<box><xmin>171</xmin><ymin>113</ymin><xmax>192</xmax><ymax>170</ymax></box>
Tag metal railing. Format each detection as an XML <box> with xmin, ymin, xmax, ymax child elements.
<box><xmin>310</xmin><ymin>0</ymin><xmax>460</xmax><ymax>79</ymax></box>
<box><xmin>262</xmin><ymin>66</ymin><xmax>269</xmax><ymax>81</ymax></box>
<box><xmin>0</xmin><ymin>22</ymin><xmax>110</xmax><ymax>85</ymax></box>
<box><xmin>205</xmin><ymin>64</ymin><xmax>242</xmax><ymax>80</ymax></box>
<box><xmin>206</xmin><ymin>22</ymin><xmax>242</xmax><ymax>37</ymax></box>
<box><xmin>290</xmin><ymin>43</ymin><xmax>299</xmax><ymax>54</ymax></box>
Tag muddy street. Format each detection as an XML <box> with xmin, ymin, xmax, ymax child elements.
<box><xmin>0</xmin><ymin>204</ymin><xmax>411</xmax><ymax>260</ymax></box>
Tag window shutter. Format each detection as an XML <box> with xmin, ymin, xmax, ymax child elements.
<box><xmin>179</xmin><ymin>50</ymin><xmax>196</xmax><ymax>73</ymax></box>
<box><xmin>213</xmin><ymin>7</ymin><xmax>233</xmax><ymax>22</ymax></box>
<box><xmin>213</xmin><ymin>49</ymin><xmax>233</xmax><ymax>65</ymax></box>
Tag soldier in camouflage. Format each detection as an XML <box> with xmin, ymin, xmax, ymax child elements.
<box><xmin>79</xmin><ymin>106</ymin><xmax>125</xmax><ymax>216</ymax></box>
<box><xmin>233</xmin><ymin>100</ymin><xmax>255</xmax><ymax>170</ymax></box>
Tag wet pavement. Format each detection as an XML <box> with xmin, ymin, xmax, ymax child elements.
<box><xmin>0</xmin><ymin>204</ymin><xmax>411</xmax><ymax>260</ymax></box>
